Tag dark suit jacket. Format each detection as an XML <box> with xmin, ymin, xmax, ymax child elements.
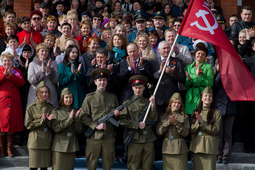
<box><xmin>115</xmin><ymin>58</ymin><xmax>155</xmax><ymax>103</ymax></box>
<box><xmin>86</xmin><ymin>64</ymin><xmax>120</xmax><ymax>96</ymax></box>
<box><xmin>150</xmin><ymin>56</ymin><xmax>186</xmax><ymax>105</ymax></box>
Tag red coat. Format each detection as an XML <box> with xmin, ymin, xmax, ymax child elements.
<box><xmin>16</xmin><ymin>29</ymin><xmax>43</xmax><ymax>46</ymax></box>
<box><xmin>0</xmin><ymin>66</ymin><xmax>25</xmax><ymax>132</ymax></box>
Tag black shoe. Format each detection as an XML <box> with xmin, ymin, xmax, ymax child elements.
<box><xmin>216</xmin><ymin>158</ymin><xmax>222</xmax><ymax>164</ymax></box>
<box><xmin>222</xmin><ymin>159</ymin><xmax>228</xmax><ymax>164</ymax></box>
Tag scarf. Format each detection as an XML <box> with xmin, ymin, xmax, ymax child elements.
<box><xmin>113</xmin><ymin>47</ymin><xmax>126</xmax><ymax>62</ymax></box>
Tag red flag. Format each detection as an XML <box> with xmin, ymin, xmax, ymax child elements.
<box><xmin>178</xmin><ymin>0</ymin><xmax>255</xmax><ymax>101</ymax></box>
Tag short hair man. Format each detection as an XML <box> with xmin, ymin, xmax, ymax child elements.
<box><xmin>119</xmin><ymin>75</ymin><xmax>157</xmax><ymax>170</ymax></box>
<box><xmin>231</xmin><ymin>6</ymin><xmax>255</xmax><ymax>41</ymax></box>
<box><xmin>80</xmin><ymin>68</ymin><xmax>120</xmax><ymax>170</ymax></box>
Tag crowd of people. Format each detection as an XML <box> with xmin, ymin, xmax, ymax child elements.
<box><xmin>0</xmin><ymin>0</ymin><xmax>255</xmax><ymax>169</ymax></box>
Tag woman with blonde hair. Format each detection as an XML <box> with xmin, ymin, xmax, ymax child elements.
<box><xmin>135</xmin><ymin>34</ymin><xmax>155</xmax><ymax>61</ymax></box>
<box><xmin>0</xmin><ymin>53</ymin><xmax>25</xmax><ymax>157</ymax></box>
<box><xmin>156</xmin><ymin>93</ymin><xmax>189</xmax><ymax>170</ymax></box>
<box><xmin>27</xmin><ymin>43</ymin><xmax>58</xmax><ymax>107</ymax></box>
<box><xmin>100</xmin><ymin>30</ymin><xmax>112</xmax><ymax>49</ymax></box>
<box><xmin>25</xmin><ymin>81</ymin><xmax>55</xmax><ymax>170</ymax></box>
<box><xmin>113</xmin><ymin>24</ymin><xmax>127</xmax><ymax>36</ymax></box>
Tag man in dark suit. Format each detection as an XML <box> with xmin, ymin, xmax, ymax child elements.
<box><xmin>116</xmin><ymin>43</ymin><xmax>155</xmax><ymax>103</ymax></box>
<box><xmin>86</xmin><ymin>48</ymin><xmax>119</xmax><ymax>95</ymax></box>
<box><xmin>151</xmin><ymin>40</ymin><xmax>186</xmax><ymax>116</ymax></box>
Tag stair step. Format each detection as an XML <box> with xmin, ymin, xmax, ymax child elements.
<box><xmin>216</xmin><ymin>163</ymin><xmax>255</xmax><ymax>170</ymax></box>
<box><xmin>229</xmin><ymin>153</ymin><xmax>255</xmax><ymax>163</ymax></box>
<box><xmin>232</xmin><ymin>142</ymin><xmax>245</xmax><ymax>153</ymax></box>
<box><xmin>0</xmin><ymin>156</ymin><xmax>29</xmax><ymax>167</ymax></box>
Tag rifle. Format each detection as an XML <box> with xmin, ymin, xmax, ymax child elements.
<box><xmin>84</xmin><ymin>96</ymin><xmax>140</xmax><ymax>138</ymax></box>
<box><xmin>123</xmin><ymin>104</ymin><xmax>150</xmax><ymax>147</ymax></box>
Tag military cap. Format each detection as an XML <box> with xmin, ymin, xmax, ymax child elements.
<box><xmin>61</xmin><ymin>88</ymin><xmax>73</xmax><ymax>96</ymax></box>
<box><xmin>91</xmin><ymin>68</ymin><xmax>110</xmax><ymax>80</ymax></box>
<box><xmin>133</xmin><ymin>9</ymin><xmax>146</xmax><ymax>16</ymax></box>
<box><xmin>202</xmin><ymin>86</ymin><xmax>213</xmax><ymax>95</ymax></box>
<box><xmin>37</xmin><ymin>81</ymin><xmax>47</xmax><ymax>88</ymax></box>
<box><xmin>129</xmin><ymin>75</ymin><xmax>148</xmax><ymax>86</ymax></box>
<box><xmin>170</xmin><ymin>92</ymin><xmax>182</xmax><ymax>101</ymax></box>
<box><xmin>134</xmin><ymin>9</ymin><xmax>148</xmax><ymax>22</ymax></box>
<box><xmin>40</xmin><ymin>2</ymin><xmax>50</xmax><ymax>8</ymax></box>
<box><xmin>152</xmin><ymin>11</ymin><xmax>166</xmax><ymax>20</ymax></box>
<box><xmin>217</xmin><ymin>16</ymin><xmax>226</xmax><ymax>24</ymax></box>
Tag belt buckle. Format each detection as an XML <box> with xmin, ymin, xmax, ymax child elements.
<box><xmin>169</xmin><ymin>135</ymin><xmax>174</xmax><ymax>140</ymax></box>
<box><xmin>67</xmin><ymin>132</ymin><xmax>72</xmax><ymax>137</ymax></box>
<box><xmin>44</xmin><ymin>128</ymin><xmax>48</xmax><ymax>133</ymax></box>
<box><xmin>143</xmin><ymin>131</ymin><xmax>148</xmax><ymax>135</ymax></box>
<box><xmin>198</xmin><ymin>131</ymin><xmax>202</xmax><ymax>136</ymax></box>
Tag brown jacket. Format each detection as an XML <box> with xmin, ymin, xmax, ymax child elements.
<box><xmin>25</xmin><ymin>100</ymin><xmax>54</xmax><ymax>149</ymax></box>
<box><xmin>156</xmin><ymin>111</ymin><xmax>189</xmax><ymax>154</ymax></box>
<box><xmin>119</xmin><ymin>96</ymin><xmax>158</xmax><ymax>143</ymax></box>
<box><xmin>189</xmin><ymin>107</ymin><xmax>221</xmax><ymax>154</ymax></box>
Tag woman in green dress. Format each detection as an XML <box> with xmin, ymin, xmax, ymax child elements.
<box><xmin>184</xmin><ymin>45</ymin><xmax>214</xmax><ymax>115</ymax></box>
<box><xmin>51</xmin><ymin>88</ymin><xmax>83</xmax><ymax>170</ymax></box>
<box><xmin>190</xmin><ymin>87</ymin><xmax>221</xmax><ymax>170</ymax></box>
<box><xmin>25</xmin><ymin>81</ymin><xmax>54</xmax><ymax>170</ymax></box>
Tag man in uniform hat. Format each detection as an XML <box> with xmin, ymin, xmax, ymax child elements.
<box><xmin>148</xmin><ymin>11</ymin><xmax>168</xmax><ymax>38</ymax></box>
<box><xmin>86</xmin><ymin>48</ymin><xmax>118</xmax><ymax>95</ymax></box>
<box><xmin>119</xmin><ymin>75</ymin><xmax>157</xmax><ymax>170</ymax></box>
<box><xmin>80</xmin><ymin>68</ymin><xmax>120</xmax><ymax>170</ymax></box>
<box><xmin>127</xmin><ymin>9</ymin><xmax>150</xmax><ymax>43</ymax></box>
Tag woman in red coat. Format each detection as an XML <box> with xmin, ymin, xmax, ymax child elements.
<box><xmin>0</xmin><ymin>52</ymin><xmax>25</xmax><ymax>157</ymax></box>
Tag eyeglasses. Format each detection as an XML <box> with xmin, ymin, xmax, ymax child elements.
<box><xmin>32</xmin><ymin>17</ymin><xmax>41</xmax><ymax>21</ymax></box>
<box><xmin>174</xmin><ymin>24</ymin><xmax>181</xmax><ymax>27</ymax></box>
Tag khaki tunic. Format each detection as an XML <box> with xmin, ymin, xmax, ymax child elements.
<box><xmin>156</xmin><ymin>111</ymin><xmax>190</xmax><ymax>170</ymax></box>
<box><xmin>119</xmin><ymin>95</ymin><xmax>158</xmax><ymax>170</ymax></box>
<box><xmin>56</xmin><ymin>35</ymin><xmax>80</xmax><ymax>53</ymax></box>
<box><xmin>189</xmin><ymin>106</ymin><xmax>221</xmax><ymax>170</ymax></box>
<box><xmin>80</xmin><ymin>89</ymin><xmax>118</xmax><ymax>170</ymax></box>
<box><xmin>51</xmin><ymin>107</ymin><xmax>83</xmax><ymax>170</ymax></box>
<box><xmin>25</xmin><ymin>100</ymin><xmax>55</xmax><ymax>168</ymax></box>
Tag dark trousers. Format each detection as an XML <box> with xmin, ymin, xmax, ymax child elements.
<box><xmin>217</xmin><ymin>115</ymin><xmax>235</xmax><ymax>159</ymax></box>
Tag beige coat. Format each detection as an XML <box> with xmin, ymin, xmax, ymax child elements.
<box><xmin>80</xmin><ymin>90</ymin><xmax>119</xmax><ymax>140</ymax></box>
<box><xmin>56</xmin><ymin>35</ymin><xmax>80</xmax><ymax>53</ymax></box>
<box><xmin>25</xmin><ymin>100</ymin><xmax>55</xmax><ymax>149</ymax></box>
<box><xmin>189</xmin><ymin>107</ymin><xmax>221</xmax><ymax>154</ymax></box>
<box><xmin>51</xmin><ymin>107</ymin><xmax>83</xmax><ymax>152</ymax></box>
<box><xmin>156</xmin><ymin>111</ymin><xmax>190</xmax><ymax>154</ymax></box>
<box><xmin>119</xmin><ymin>96</ymin><xmax>158</xmax><ymax>143</ymax></box>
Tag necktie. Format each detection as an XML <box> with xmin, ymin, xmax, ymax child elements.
<box><xmin>133</xmin><ymin>61</ymin><xmax>136</xmax><ymax>73</ymax></box>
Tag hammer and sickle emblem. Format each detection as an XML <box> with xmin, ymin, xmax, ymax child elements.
<box><xmin>190</xmin><ymin>4</ymin><xmax>218</xmax><ymax>35</ymax></box>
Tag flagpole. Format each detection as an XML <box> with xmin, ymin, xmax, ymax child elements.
<box><xmin>142</xmin><ymin>33</ymin><xmax>180</xmax><ymax>122</ymax></box>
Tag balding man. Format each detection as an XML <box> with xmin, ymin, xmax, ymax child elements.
<box><xmin>116</xmin><ymin>43</ymin><xmax>155</xmax><ymax>103</ymax></box>
<box><xmin>151</xmin><ymin>41</ymin><xmax>186</xmax><ymax>115</ymax></box>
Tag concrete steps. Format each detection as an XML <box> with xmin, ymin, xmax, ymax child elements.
<box><xmin>1</xmin><ymin>143</ymin><xmax>255</xmax><ymax>170</ymax></box>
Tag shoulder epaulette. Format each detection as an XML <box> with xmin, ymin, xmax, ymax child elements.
<box><xmin>86</xmin><ymin>91</ymin><xmax>96</xmax><ymax>96</ymax></box>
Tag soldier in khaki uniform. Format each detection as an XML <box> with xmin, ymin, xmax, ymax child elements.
<box><xmin>80</xmin><ymin>68</ymin><xmax>120</xmax><ymax>170</ymax></box>
<box><xmin>156</xmin><ymin>93</ymin><xmax>189</xmax><ymax>170</ymax></box>
<box><xmin>51</xmin><ymin>88</ymin><xmax>83</xmax><ymax>170</ymax></box>
<box><xmin>190</xmin><ymin>87</ymin><xmax>222</xmax><ymax>170</ymax></box>
<box><xmin>119</xmin><ymin>75</ymin><xmax>157</xmax><ymax>170</ymax></box>
<box><xmin>25</xmin><ymin>81</ymin><xmax>54</xmax><ymax>170</ymax></box>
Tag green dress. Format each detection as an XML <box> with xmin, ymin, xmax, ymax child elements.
<box><xmin>58</xmin><ymin>61</ymin><xmax>86</xmax><ymax>109</ymax></box>
<box><xmin>184</xmin><ymin>61</ymin><xmax>214</xmax><ymax>114</ymax></box>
